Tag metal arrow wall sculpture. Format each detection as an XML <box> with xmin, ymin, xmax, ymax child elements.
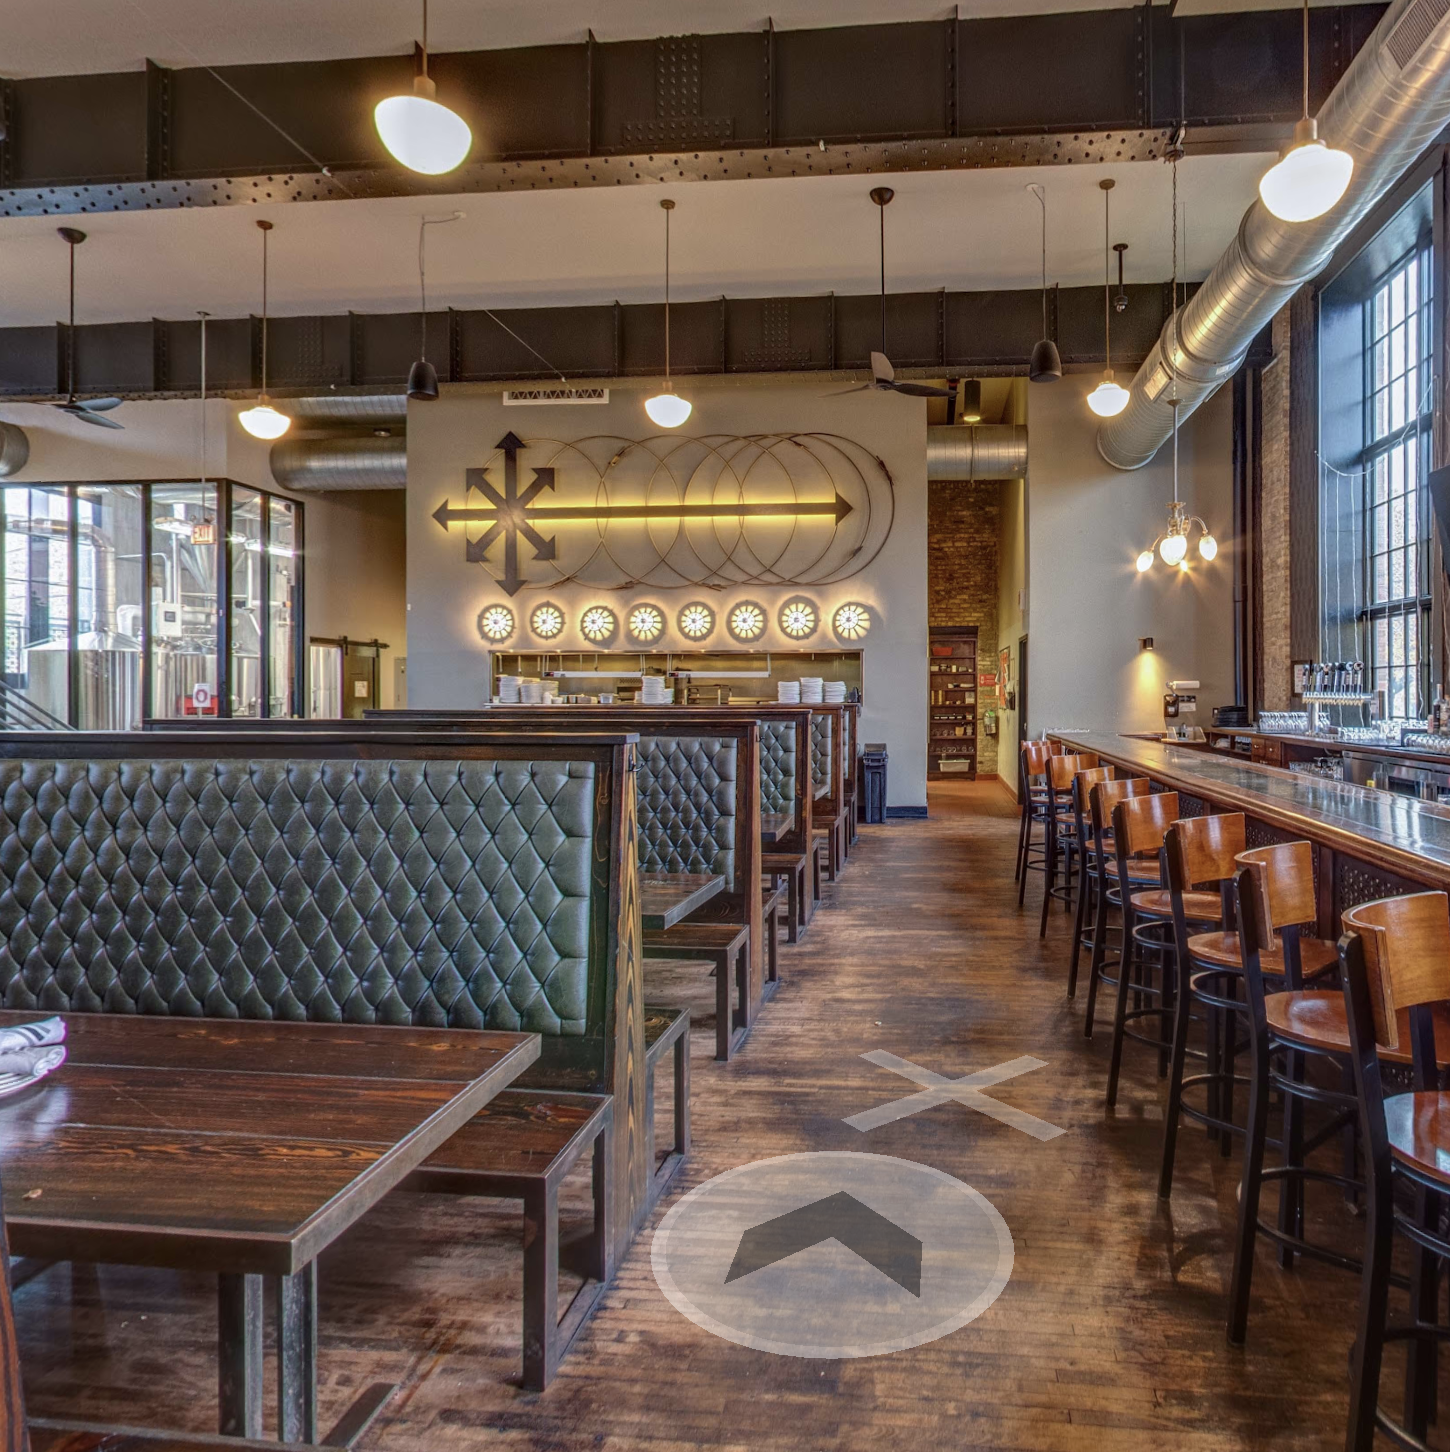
<box><xmin>432</xmin><ymin>430</ymin><xmax>896</xmax><ymax>597</ymax></box>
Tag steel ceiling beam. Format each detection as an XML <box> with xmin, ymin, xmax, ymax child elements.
<box><xmin>0</xmin><ymin>282</ymin><xmax>1272</xmax><ymax>401</ymax></box>
<box><xmin>0</xmin><ymin>6</ymin><xmax>1385</xmax><ymax>218</ymax></box>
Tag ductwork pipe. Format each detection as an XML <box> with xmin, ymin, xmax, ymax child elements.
<box><xmin>0</xmin><ymin>424</ymin><xmax>29</xmax><ymax>478</ymax></box>
<box><xmin>926</xmin><ymin>424</ymin><xmax>1028</xmax><ymax>480</ymax></box>
<box><xmin>1098</xmin><ymin>0</ymin><xmax>1450</xmax><ymax>470</ymax></box>
<box><xmin>269</xmin><ymin>435</ymin><xmax>407</xmax><ymax>490</ymax></box>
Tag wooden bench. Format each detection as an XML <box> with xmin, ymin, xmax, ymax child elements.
<box><xmin>643</xmin><ymin>1007</ymin><xmax>690</xmax><ymax>1200</ymax></box>
<box><xmin>643</xmin><ymin>921</ymin><xmax>750</xmax><ymax>1060</ymax></box>
<box><xmin>761</xmin><ymin>880</ymin><xmax>787</xmax><ymax>993</ymax></box>
<box><xmin>403</xmin><ymin>1090</ymin><xmax>612</xmax><ymax>1392</ymax></box>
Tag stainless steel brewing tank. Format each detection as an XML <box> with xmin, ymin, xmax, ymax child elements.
<box><xmin>24</xmin><ymin>631</ymin><xmax>141</xmax><ymax>730</ymax></box>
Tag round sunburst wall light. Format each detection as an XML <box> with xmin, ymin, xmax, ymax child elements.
<box><xmin>477</xmin><ymin>603</ymin><xmax>516</xmax><ymax>643</ymax></box>
<box><xmin>677</xmin><ymin>601</ymin><xmax>715</xmax><ymax>641</ymax></box>
<box><xmin>832</xmin><ymin>602</ymin><xmax>872</xmax><ymax>642</ymax></box>
<box><xmin>778</xmin><ymin>597</ymin><xmax>819</xmax><ymax>640</ymax></box>
<box><xmin>727</xmin><ymin>600</ymin><xmax>767</xmax><ymax>644</ymax></box>
<box><xmin>529</xmin><ymin>601</ymin><xmax>565</xmax><ymax>640</ymax></box>
<box><xmin>580</xmin><ymin>605</ymin><xmax>619</xmax><ymax>644</ymax></box>
<box><xmin>627</xmin><ymin>602</ymin><xmax>666</xmax><ymax>644</ymax></box>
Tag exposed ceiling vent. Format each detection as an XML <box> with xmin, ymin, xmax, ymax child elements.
<box><xmin>0</xmin><ymin>424</ymin><xmax>29</xmax><ymax>479</ymax></box>
<box><xmin>502</xmin><ymin>387</ymin><xmax>610</xmax><ymax>405</ymax></box>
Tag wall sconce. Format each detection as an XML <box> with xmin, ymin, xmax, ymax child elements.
<box><xmin>580</xmin><ymin>605</ymin><xmax>619</xmax><ymax>644</ymax></box>
<box><xmin>628</xmin><ymin>603</ymin><xmax>666</xmax><ymax>644</ymax></box>
<box><xmin>530</xmin><ymin>602</ymin><xmax>565</xmax><ymax>640</ymax></box>
<box><xmin>1139</xmin><ymin>636</ymin><xmax>1154</xmax><ymax>652</ymax></box>
<box><xmin>778</xmin><ymin>598</ymin><xmax>819</xmax><ymax>640</ymax></box>
<box><xmin>833</xmin><ymin>602</ymin><xmax>871</xmax><ymax>642</ymax></box>
<box><xmin>678</xmin><ymin>601</ymin><xmax>715</xmax><ymax>640</ymax></box>
<box><xmin>727</xmin><ymin>601</ymin><xmax>767</xmax><ymax>643</ymax></box>
<box><xmin>477</xmin><ymin>603</ymin><xmax>516</xmax><ymax>643</ymax></box>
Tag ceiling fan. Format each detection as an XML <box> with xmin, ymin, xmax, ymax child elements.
<box><xmin>829</xmin><ymin>187</ymin><xmax>952</xmax><ymax>400</ymax></box>
<box><xmin>53</xmin><ymin>227</ymin><xmax>124</xmax><ymax>430</ymax></box>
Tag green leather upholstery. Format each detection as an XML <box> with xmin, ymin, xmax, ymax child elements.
<box><xmin>811</xmin><ymin>714</ymin><xmax>833</xmax><ymax>791</ymax></box>
<box><xmin>0</xmin><ymin>758</ymin><xmax>595</xmax><ymax>1035</ymax></box>
<box><xmin>636</xmin><ymin>736</ymin><xmax>737</xmax><ymax>881</ymax></box>
<box><xmin>759</xmin><ymin>721</ymin><xmax>796</xmax><ymax>814</ymax></box>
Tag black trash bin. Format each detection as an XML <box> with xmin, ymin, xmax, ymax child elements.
<box><xmin>858</xmin><ymin>743</ymin><xmax>888</xmax><ymax>825</ymax></box>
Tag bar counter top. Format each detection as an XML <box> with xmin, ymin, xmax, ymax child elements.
<box><xmin>1049</xmin><ymin>730</ymin><xmax>1450</xmax><ymax>890</ymax></box>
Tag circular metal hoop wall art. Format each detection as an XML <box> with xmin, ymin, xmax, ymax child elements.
<box><xmin>433</xmin><ymin>431</ymin><xmax>896</xmax><ymax>597</ymax></box>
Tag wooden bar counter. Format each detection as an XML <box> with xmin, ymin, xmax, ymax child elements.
<box><xmin>1049</xmin><ymin>731</ymin><xmax>1450</xmax><ymax>921</ymax></box>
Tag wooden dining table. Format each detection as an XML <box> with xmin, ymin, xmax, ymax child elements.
<box><xmin>760</xmin><ymin>811</ymin><xmax>793</xmax><ymax>845</ymax></box>
<box><xmin>638</xmin><ymin>871</ymin><xmax>726</xmax><ymax>929</ymax></box>
<box><xmin>0</xmin><ymin>1011</ymin><xmax>539</xmax><ymax>1445</ymax></box>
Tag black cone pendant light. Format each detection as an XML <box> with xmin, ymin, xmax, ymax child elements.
<box><xmin>1027</xmin><ymin>184</ymin><xmax>1061</xmax><ymax>382</ymax></box>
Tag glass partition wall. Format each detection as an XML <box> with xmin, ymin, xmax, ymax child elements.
<box><xmin>0</xmin><ymin>479</ymin><xmax>303</xmax><ymax>729</ymax></box>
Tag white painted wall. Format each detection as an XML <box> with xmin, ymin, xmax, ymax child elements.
<box><xmin>1024</xmin><ymin>382</ymin><xmax>1236</xmax><ymax>737</ymax></box>
<box><xmin>403</xmin><ymin>380</ymin><xmax>931</xmax><ymax>807</ymax></box>
<box><xmin>0</xmin><ymin>398</ymin><xmax>408</xmax><ymax>708</ymax></box>
<box><xmin>995</xmin><ymin>474</ymin><xmax>1027</xmax><ymax>796</ymax></box>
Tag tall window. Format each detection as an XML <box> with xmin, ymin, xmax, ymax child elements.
<box><xmin>1362</xmin><ymin>241</ymin><xmax>1434</xmax><ymax>719</ymax></box>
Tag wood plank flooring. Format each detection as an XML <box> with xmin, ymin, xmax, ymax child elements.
<box><xmin>15</xmin><ymin>780</ymin><xmax>1378</xmax><ymax>1448</ymax></box>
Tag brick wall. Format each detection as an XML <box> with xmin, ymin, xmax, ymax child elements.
<box><xmin>927</xmin><ymin>479</ymin><xmax>1001</xmax><ymax>776</ymax></box>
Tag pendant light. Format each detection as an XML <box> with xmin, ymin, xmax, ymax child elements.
<box><xmin>409</xmin><ymin>212</ymin><xmax>461</xmax><ymax>400</ymax></box>
<box><xmin>1087</xmin><ymin>180</ymin><xmax>1130</xmax><ymax>418</ymax></box>
<box><xmin>1026</xmin><ymin>184</ymin><xmax>1061</xmax><ymax>382</ymax></box>
<box><xmin>1258</xmin><ymin>0</ymin><xmax>1353</xmax><ymax>222</ymax></box>
<box><xmin>375</xmin><ymin>0</ymin><xmax>473</xmax><ymax>176</ymax></box>
<box><xmin>644</xmin><ymin>199</ymin><xmax>692</xmax><ymax>429</ymax></box>
<box><xmin>959</xmin><ymin>379</ymin><xmax>983</xmax><ymax>423</ymax></box>
<box><xmin>1137</xmin><ymin>148</ymin><xmax>1217</xmax><ymax>572</ymax></box>
<box><xmin>237</xmin><ymin>220</ymin><xmax>291</xmax><ymax>442</ymax></box>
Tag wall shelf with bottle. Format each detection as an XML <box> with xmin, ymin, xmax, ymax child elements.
<box><xmin>928</xmin><ymin>626</ymin><xmax>977</xmax><ymax>778</ymax></box>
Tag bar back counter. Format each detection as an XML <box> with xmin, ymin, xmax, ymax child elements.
<box><xmin>1052</xmin><ymin>731</ymin><xmax>1450</xmax><ymax>919</ymax></box>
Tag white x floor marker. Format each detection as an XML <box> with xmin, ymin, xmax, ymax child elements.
<box><xmin>844</xmin><ymin>1051</ymin><xmax>1067</xmax><ymax>1141</ymax></box>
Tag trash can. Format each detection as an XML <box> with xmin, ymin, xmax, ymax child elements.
<box><xmin>859</xmin><ymin>743</ymin><xmax>888</xmax><ymax>825</ymax></box>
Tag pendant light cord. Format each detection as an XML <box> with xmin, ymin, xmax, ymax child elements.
<box><xmin>66</xmin><ymin>240</ymin><xmax>76</xmax><ymax>400</ymax></box>
<box><xmin>662</xmin><ymin>199</ymin><xmax>674</xmax><ymax>388</ymax></box>
<box><xmin>1027</xmin><ymin>184</ymin><xmax>1049</xmax><ymax>338</ymax></box>
<box><xmin>422</xmin><ymin>0</ymin><xmax>430</xmax><ymax>76</ymax></box>
<box><xmin>259</xmin><ymin>222</ymin><xmax>270</xmax><ymax>400</ymax></box>
<box><xmin>198</xmin><ymin>310</ymin><xmax>209</xmax><ymax>486</ymax></box>
<box><xmin>1170</xmin><ymin>148</ymin><xmax>1180</xmax><ymax>508</ymax></box>
<box><xmin>417</xmin><ymin>211</ymin><xmax>463</xmax><ymax>363</ymax></box>
<box><xmin>880</xmin><ymin>199</ymin><xmax>887</xmax><ymax>355</ymax></box>
<box><xmin>1102</xmin><ymin>186</ymin><xmax>1111</xmax><ymax>372</ymax></box>
<box><xmin>1302</xmin><ymin>0</ymin><xmax>1310</xmax><ymax>120</ymax></box>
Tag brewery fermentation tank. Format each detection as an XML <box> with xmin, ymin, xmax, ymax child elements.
<box><xmin>24</xmin><ymin>631</ymin><xmax>141</xmax><ymax>731</ymax></box>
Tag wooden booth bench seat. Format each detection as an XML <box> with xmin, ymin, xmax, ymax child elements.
<box><xmin>0</xmin><ymin>729</ymin><xmax>655</xmax><ymax>1406</ymax></box>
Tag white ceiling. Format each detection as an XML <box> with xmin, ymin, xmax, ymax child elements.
<box><xmin>0</xmin><ymin>154</ymin><xmax>1271</xmax><ymax>328</ymax></box>
<box><xmin>3</xmin><ymin>0</ymin><xmax>1151</xmax><ymax>77</ymax></box>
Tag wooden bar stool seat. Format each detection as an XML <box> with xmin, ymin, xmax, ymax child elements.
<box><xmin>1186</xmin><ymin>930</ymin><xmax>1339</xmax><ymax>978</ymax></box>
<box><xmin>1037</xmin><ymin>752</ymin><xmax>1099</xmax><ymax>938</ymax></box>
<box><xmin>1076</xmin><ymin>776</ymin><xmax>1153</xmax><ymax>1016</ymax></box>
<box><xmin>1264</xmin><ymin>991</ymin><xmax>1450</xmax><ymax>1066</ymax></box>
<box><xmin>1383</xmin><ymin>1092</ymin><xmax>1450</xmax><ymax>1185</ymax></box>
<box><xmin>1130</xmin><ymin>887</ymin><xmax>1222</xmax><ymax>921</ymax></box>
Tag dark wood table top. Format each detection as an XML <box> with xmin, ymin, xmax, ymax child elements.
<box><xmin>761</xmin><ymin>811</ymin><xmax>793</xmax><ymax>844</ymax></box>
<box><xmin>639</xmin><ymin>871</ymin><xmax>726</xmax><ymax>930</ymax></box>
<box><xmin>0</xmin><ymin>1012</ymin><xmax>539</xmax><ymax>1276</ymax></box>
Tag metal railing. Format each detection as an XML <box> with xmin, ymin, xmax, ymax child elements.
<box><xmin>0</xmin><ymin>679</ymin><xmax>76</xmax><ymax>732</ymax></box>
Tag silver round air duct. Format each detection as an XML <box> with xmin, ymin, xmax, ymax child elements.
<box><xmin>926</xmin><ymin>424</ymin><xmax>1028</xmax><ymax>480</ymax></box>
<box><xmin>269</xmin><ymin>435</ymin><xmax>406</xmax><ymax>491</ymax></box>
<box><xmin>0</xmin><ymin>423</ymin><xmax>29</xmax><ymax>478</ymax></box>
<box><xmin>1098</xmin><ymin>0</ymin><xmax>1450</xmax><ymax>470</ymax></box>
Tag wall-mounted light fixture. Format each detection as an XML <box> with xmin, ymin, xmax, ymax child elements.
<box><xmin>678</xmin><ymin>602</ymin><xmax>715</xmax><ymax>640</ymax></box>
<box><xmin>778</xmin><ymin>598</ymin><xmax>819</xmax><ymax>640</ymax></box>
<box><xmin>477</xmin><ymin>603</ymin><xmax>516</xmax><ymax>643</ymax></box>
<box><xmin>628</xmin><ymin>603</ymin><xmax>666</xmax><ymax>644</ymax></box>
<box><xmin>1139</xmin><ymin>636</ymin><xmax>1155</xmax><ymax>652</ymax></box>
<box><xmin>727</xmin><ymin>601</ymin><xmax>767</xmax><ymax>643</ymax></box>
<box><xmin>833</xmin><ymin>602</ymin><xmax>872</xmax><ymax>642</ymax></box>
<box><xmin>580</xmin><ymin>605</ymin><xmax>618</xmax><ymax>643</ymax></box>
<box><xmin>529</xmin><ymin>602</ymin><xmax>564</xmax><ymax>639</ymax></box>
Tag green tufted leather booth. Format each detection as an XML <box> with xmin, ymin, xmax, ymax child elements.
<box><xmin>759</xmin><ymin>721</ymin><xmax>797</xmax><ymax>815</ymax></box>
<box><xmin>634</xmin><ymin>736</ymin><xmax>737</xmax><ymax>881</ymax></box>
<box><xmin>810</xmin><ymin>713</ymin><xmax>833</xmax><ymax>792</ymax></box>
<box><xmin>0</xmin><ymin>757</ymin><xmax>595</xmax><ymax>1036</ymax></box>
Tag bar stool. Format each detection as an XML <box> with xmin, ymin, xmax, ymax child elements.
<box><xmin>1038</xmin><ymin>752</ymin><xmax>1098</xmax><ymax>938</ymax></box>
<box><xmin>1066</xmin><ymin>764</ymin><xmax>1114</xmax><ymax>993</ymax></box>
<box><xmin>1015</xmin><ymin>739</ymin><xmax>1055</xmax><ymax>900</ymax></box>
<box><xmin>1225</xmin><ymin>842</ymin><xmax>1357</xmax><ymax>1347</ymax></box>
<box><xmin>1340</xmin><ymin>891</ymin><xmax>1450</xmax><ymax>1451</ymax></box>
<box><xmin>1104</xmin><ymin>791</ymin><xmax>1183</xmax><ymax>1108</ymax></box>
<box><xmin>1157</xmin><ymin>812</ymin><xmax>1246</xmax><ymax>1200</ymax></box>
<box><xmin>1079</xmin><ymin>776</ymin><xmax>1154</xmax><ymax>1028</ymax></box>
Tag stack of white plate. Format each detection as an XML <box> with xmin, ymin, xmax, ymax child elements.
<box><xmin>520</xmin><ymin>678</ymin><xmax>545</xmax><ymax>704</ymax></box>
<box><xmin>823</xmin><ymin>680</ymin><xmax>847</xmax><ymax>703</ymax></box>
<box><xmin>496</xmin><ymin>675</ymin><xmax>522</xmax><ymax>704</ymax></box>
<box><xmin>640</xmin><ymin>677</ymin><xmax>672</xmax><ymax>704</ymax></box>
<box><xmin>800</xmin><ymin>677</ymin><xmax>825</xmax><ymax>704</ymax></box>
<box><xmin>777</xmin><ymin>681</ymin><xmax>802</xmax><ymax>703</ymax></box>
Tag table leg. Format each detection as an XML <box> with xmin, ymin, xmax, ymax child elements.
<box><xmin>218</xmin><ymin>1273</ymin><xmax>263</xmax><ymax>1438</ymax></box>
<box><xmin>277</xmin><ymin>1262</ymin><xmax>319</xmax><ymax>1444</ymax></box>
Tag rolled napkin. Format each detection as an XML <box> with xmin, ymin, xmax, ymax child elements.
<box><xmin>0</xmin><ymin>1045</ymin><xmax>66</xmax><ymax>1080</ymax></box>
<box><xmin>0</xmin><ymin>1017</ymin><xmax>65</xmax><ymax>1055</ymax></box>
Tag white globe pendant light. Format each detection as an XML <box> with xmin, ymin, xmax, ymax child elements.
<box><xmin>1088</xmin><ymin>374</ymin><xmax>1130</xmax><ymax>417</ymax></box>
<box><xmin>1258</xmin><ymin>0</ymin><xmax>1353</xmax><ymax>223</ymax></box>
<box><xmin>238</xmin><ymin>220</ymin><xmax>291</xmax><ymax>442</ymax></box>
<box><xmin>375</xmin><ymin>0</ymin><xmax>472</xmax><ymax>176</ymax></box>
<box><xmin>645</xmin><ymin>199</ymin><xmax>692</xmax><ymax>429</ymax></box>
<box><xmin>1086</xmin><ymin>180</ymin><xmax>1130</xmax><ymax>418</ymax></box>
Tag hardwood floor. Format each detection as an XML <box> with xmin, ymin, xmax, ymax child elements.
<box><xmin>16</xmin><ymin>778</ymin><xmax>1377</xmax><ymax>1448</ymax></box>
